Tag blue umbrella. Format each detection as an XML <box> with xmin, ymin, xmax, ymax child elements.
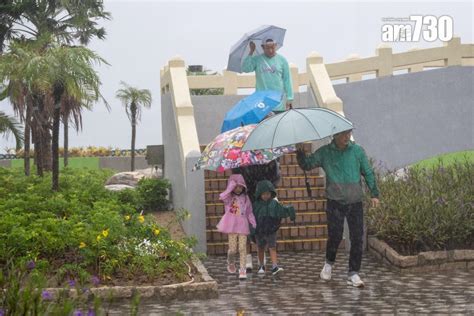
<box><xmin>227</xmin><ymin>25</ymin><xmax>286</xmax><ymax>73</ymax></box>
<box><xmin>221</xmin><ymin>90</ymin><xmax>283</xmax><ymax>133</ymax></box>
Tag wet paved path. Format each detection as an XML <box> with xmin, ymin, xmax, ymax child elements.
<box><xmin>112</xmin><ymin>251</ymin><xmax>474</xmax><ymax>315</ymax></box>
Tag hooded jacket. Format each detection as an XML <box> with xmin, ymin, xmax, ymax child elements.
<box><xmin>297</xmin><ymin>141</ymin><xmax>379</xmax><ymax>205</ymax></box>
<box><xmin>252</xmin><ymin>180</ymin><xmax>296</xmax><ymax>235</ymax></box>
<box><xmin>216</xmin><ymin>174</ymin><xmax>256</xmax><ymax>235</ymax></box>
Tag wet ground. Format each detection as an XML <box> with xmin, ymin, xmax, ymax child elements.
<box><xmin>110</xmin><ymin>251</ymin><xmax>474</xmax><ymax>315</ymax></box>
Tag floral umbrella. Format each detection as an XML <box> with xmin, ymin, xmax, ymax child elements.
<box><xmin>193</xmin><ymin>125</ymin><xmax>295</xmax><ymax>172</ymax></box>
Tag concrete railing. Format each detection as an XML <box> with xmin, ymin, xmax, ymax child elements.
<box><xmin>177</xmin><ymin>36</ymin><xmax>472</xmax><ymax>113</ymax></box>
<box><xmin>160</xmin><ymin>57</ymin><xmax>206</xmax><ymax>253</ymax></box>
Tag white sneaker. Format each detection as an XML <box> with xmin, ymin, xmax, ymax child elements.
<box><xmin>257</xmin><ymin>265</ymin><xmax>265</xmax><ymax>274</ymax></box>
<box><xmin>347</xmin><ymin>273</ymin><xmax>364</xmax><ymax>287</ymax></box>
<box><xmin>246</xmin><ymin>254</ymin><xmax>253</xmax><ymax>272</ymax></box>
<box><xmin>320</xmin><ymin>263</ymin><xmax>332</xmax><ymax>281</ymax></box>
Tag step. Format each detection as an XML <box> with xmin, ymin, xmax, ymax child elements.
<box><xmin>204</xmin><ymin>164</ymin><xmax>321</xmax><ymax>180</ymax></box>
<box><xmin>207</xmin><ymin>224</ymin><xmax>328</xmax><ymax>243</ymax></box>
<box><xmin>205</xmin><ymin>187</ymin><xmax>325</xmax><ymax>204</ymax></box>
<box><xmin>204</xmin><ymin>175</ymin><xmax>324</xmax><ymax>191</ymax></box>
<box><xmin>205</xmin><ymin>199</ymin><xmax>327</xmax><ymax>216</ymax></box>
<box><xmin>206</xmin><ymin>211</ymin><xmax>327</xmax><ymax>229</ymax></box>
<box><xmin>207</xmin><ymin>237</ymin><xmax>331</xmax><ymax>255</ymax></box>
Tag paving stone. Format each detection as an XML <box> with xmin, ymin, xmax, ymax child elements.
<box><xmin>107</xmin><ymin>251</ymin><xmax>474</xmax><ymax>314</ymax></box>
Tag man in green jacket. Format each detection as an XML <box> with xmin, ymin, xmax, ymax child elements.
<box><xmin>296</xmin><ymin>129</ymin><xmax>380</xmax><ymax>287</ymax></box>
<box><xmin>242</xmin><ymin>37</ymin><xmax>293</xmax><ymax>112</ymax></box>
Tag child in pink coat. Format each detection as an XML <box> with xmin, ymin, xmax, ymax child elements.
<box><xmin>217</xmin><ymin>174</ymin><xmax>256</xmax><ymax>280</ymax></box>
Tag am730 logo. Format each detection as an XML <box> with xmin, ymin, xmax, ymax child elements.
<box><xmin>381</xmin><ymin>15</ymin><xmax>453</xmax><ymax>42</ymax></box>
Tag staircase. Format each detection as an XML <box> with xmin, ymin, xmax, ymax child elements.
<box><xmin>204</xmin><ymin>143</ymin><xmax>334</xmax><ymax>255</ymax></box>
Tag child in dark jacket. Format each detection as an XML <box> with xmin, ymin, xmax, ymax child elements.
<box><xmin>251</xmin><ymin>180</ymin><xmax>295</xmax><ymax>275</ymax></box>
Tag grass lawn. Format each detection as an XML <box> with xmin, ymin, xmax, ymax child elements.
<box><xmin>412</xmin><ymin>150</ymin><xmax>474</xmax><ymax>169</ymax></box>
<box><xmin>11</xmin><ymin>157</ymin><xmax>100</xmax><ymax>169</ymax></box>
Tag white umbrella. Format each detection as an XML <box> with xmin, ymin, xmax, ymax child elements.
<box><xmin>227</xmin><ymin>25</ymin><xmax>286</xmax><ymax>73</ymax></box>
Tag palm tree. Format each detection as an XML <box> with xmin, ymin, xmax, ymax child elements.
<box><xmin>0</xmin><ymin>0</ymin><xmax>110</xmax><ymax>174</ymax></box>
<box><xmin>116</xmin><ymin>82</ymin><xmax>152</xmax><ymax>171</ymax></box>
<box><xmin>46</xmin><ymin>44</ymin><xmax>106</xmax><ymax>190</ymax></box>
<box><xmin>0</xmin><ymin>0</ymin><xmax>110</xmax><ymax>51</ymax></box>
<box><xmin>0</xmin><ymin>110</ymin><xmax>23</xmax><ymax>149</ymax></box>
<box><xmin>0</xmin><ymin>39</ymin><xmax>106</xmax><ymax>188</ymax></box>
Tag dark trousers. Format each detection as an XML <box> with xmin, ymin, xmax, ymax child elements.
<box><xmin>325</xmin><ymin>199</ymin><xmax>364</xmax><ymax>274</ymax></box>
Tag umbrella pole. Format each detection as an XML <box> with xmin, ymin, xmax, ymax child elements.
<box><xmin>304</xmin><ymin>170</ymin><xmax>312</xmax><ymax>198</ymax></box>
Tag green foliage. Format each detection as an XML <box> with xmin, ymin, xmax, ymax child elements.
<box><xmin>0</xmin><ymin>262</ymin><xmax>141</xmax><ymax>315</ymax></box>
<box><xmin>367</xmin><ymin>159</ymin><xmax>474</xmax><ymax>255</ymax></box>
<box><xmin>0</xmin><ymin>168</ymin><xmax>192</xmax><ymax>289</ymax></box>
<box><xmin>136</xmin><ymin>178</ymin><xmax>171</xmax><ymax>212</ymax></box>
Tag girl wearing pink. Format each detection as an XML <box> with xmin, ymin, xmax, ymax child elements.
<box><xmin>217</xmin><ymin>174</ymin><xmax>256</xmax><ymax>279</ymax></box>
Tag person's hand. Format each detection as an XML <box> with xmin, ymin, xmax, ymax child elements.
<box><xmin>286</xmin><ymin>101</ymin><xmax>292</xmax><ymax>109</ymax></box>
<box><xmin>371</xmin><ymin>198</ymin><xmax>380</xmax><ymax>208</ymax></box>
<box><xmin>249</xmin><ymin>41</ymin><xmax>256</xmax><ymax>55</ymax></box>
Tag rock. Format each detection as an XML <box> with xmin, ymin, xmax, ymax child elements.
<box><xmin>105</xmin><ymin>168</ymin><xmax>162</xmax><ymax>188</ymax></box>
<box><xmin>104</xmin><ymin>184</ymin><xmax>136</xmax><ymax>191</ymax></box>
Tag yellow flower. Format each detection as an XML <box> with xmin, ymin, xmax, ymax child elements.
<box><xmin>79</xmin><ymin>242</ymin><xmax>86</xmax><ymax>249</ymax></box>
<box><xmin>186</xmin><ymin>213</ymin><xmax>192</xmax><ymax>219</ymax></box>
<box><xmin>138</xmin><ymin>215</ymin><xmax>145</xmax><ymax>223</ymax></box>
<box><xmin>102</xmin><ymin>229</ymin><xmax>109</xmax><ymax>238</ymax></box>
<box><xmin>96</xmin><ymin>235</ymin><xmax>102</xmax><ymax>242</ymax></box>
<box><xmin>153</xmin><ymin>228</ymin><xmax>161</xmax><ymax>236</ymax></box>
<box><xmin>124</xmin><ymin>215</ymin><xmax>131</xmax><ymax>221</ymax></box>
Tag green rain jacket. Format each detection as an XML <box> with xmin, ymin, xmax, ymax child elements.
<box><xmin>252</xmin><ymin>180</ymin><xmax>296</xmax><ymax>236</ymax></box>
<box><xmin>297</xmin><ymin>141</ymin><xmax>379</xmax><ymax>205</ymax></box>
<box><xmin>242</xmin><ymin>54</ymin><xmax>293</xmax><ymax>112</ymax></box>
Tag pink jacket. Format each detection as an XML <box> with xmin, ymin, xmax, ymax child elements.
<box><xmin>216</xmin><ymin>174</ymin><xmax>256</xmax><ymax>235</ymax></box>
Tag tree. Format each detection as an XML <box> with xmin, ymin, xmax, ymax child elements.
<box><xmin>0</xmin><ymin>0</ymin><xmax>110</xmax><ymax>174</ymax></box>
<box><xmin>116</xmin><ymin>82</ymin><xmax>152</xmax><ymax>171</ymax></box>
<box><xmin>0</xmin><ymin>39</ymin><xmax>106</xmax><ymax>188</ymax></box>
<box><xmin>0</xmin><ymin>110</ymin><xmax>23</xmax><ymax>149</ymax></box>
<box><xmin>46</xmin><ymin>44</ymin><xmax>106</xmax><ymax>190</ymax></box>
<box><xmin>0</xmin><ymin>0</ymin><xmax>110</xmax><ymax>52</ymax></box>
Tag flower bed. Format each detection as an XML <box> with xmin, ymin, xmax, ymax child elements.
<box><xmin>366</xmin><ymin>160</ymin><xmax>473</xmax><ymax>271</ymax></box>
<box><xmin>0</xmin><ymin>168</ymin><xmax>194</xmax><ymax>288</ymax></box>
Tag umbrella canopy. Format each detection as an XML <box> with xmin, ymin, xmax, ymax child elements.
<box><xmin>221</xmin><ymin>90</ymin><xmax>283</xmax><ymax>133</ymax></box>
<box><xmin>242</xmin><ymin>108</ymin><xmax>354</xmax><ymax>151</ymax></box>
<box><xmin>193</xmin><ymin>125</ymin><xmax>295</xmax><ymax>172</ymax></box>
<box><xmin>227</xmin><ymin>25</ymin><xmax>286</xmax><ymax>73</ymax></box>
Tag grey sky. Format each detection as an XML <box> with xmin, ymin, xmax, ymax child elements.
<box><xmin>1</xmin><ymin>1</ymin><xmax>472</xmax><ymax>153</ymax></box>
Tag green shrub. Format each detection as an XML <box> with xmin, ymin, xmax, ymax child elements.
<box><xmin>136</xmin><ymin>178</ymin><xmax>170</xmax><ymax>212</ymax></box>
<box><xmin>0</xmin><ymin>168</ymin><xmax>193</xmax><ymax>288</ymax></box>
<box><xmin>367</xmin><ymin>159</ymin><xmax>474</xmax><ymax>255</ymax></box>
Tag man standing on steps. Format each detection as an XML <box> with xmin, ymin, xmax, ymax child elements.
<box><xmin>296</xmin><ymin>129</ymin><xmax>380</xmax><ymax>287</ymax></box>
<box><xmin>242</xmin><ymin>37</ymin><xmax>294</xmax><ymax>112</ymax></box>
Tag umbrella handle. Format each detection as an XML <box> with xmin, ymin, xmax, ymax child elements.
<box><xmin>304</xmin><ymin>170</ymin><xmax>312</xmax><ymax>198</ymax></box>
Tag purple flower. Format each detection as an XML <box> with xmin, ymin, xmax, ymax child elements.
<box><xmin>74</xmin><ymin>311</ymin><xmax>83</xmax><ymax>316</ymax></box>
<box><xmin>91</xmin><ymin>275</ymin><xmax>100</xmax><ymax>286</ymax></box>
<box><xmin>0</xmin><ymin>309</ymin><xmax>5</xmax><ymax>316</ymax></box>
<box><xmin>87</xmin><ymin>309</ymin><xmax>95</xmax><ymax>316</ymax></box>
<box><xmin>27</xmin><ymin>260</ymin><xmax>36</xmax><ymax>270</ymax></box>
<box><xmin>68</xmin><ymin>279</ymin><xmax>76</xmax><ymax>287</ymax></box>
<box><xmin>41</xmin><ymin>290</ymin><xmax>53</xmax><ymax>301</ymax></box>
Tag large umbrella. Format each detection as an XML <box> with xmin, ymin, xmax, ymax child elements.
<box><xmin>193</xmin><ymin>125</ymin><xmax>295</xmax><ymax>173</ymax></box>
<box><xmin>221</xmin><ymin>90</ymin><xmax>283</xmax><ymax>133</ymax></box>
<box><xmin>241</xmin><ymin>108</ymin><xmax>354</xmax><ymax>198</ymax></box>
<box><xmin>242</xmin><ymin>108</ymin><xmax>354</xmax><ymax>151</ymax></box>
<box><xmin>227</xmin><ymin>25</ymin><xmax>286</xmax><ymax>73</ymax></box>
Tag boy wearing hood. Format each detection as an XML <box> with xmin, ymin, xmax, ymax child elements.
<box><xmin>251</xmin><ymin>180</ymin><xmax>296</xmax><ymax>275</ymax></box>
